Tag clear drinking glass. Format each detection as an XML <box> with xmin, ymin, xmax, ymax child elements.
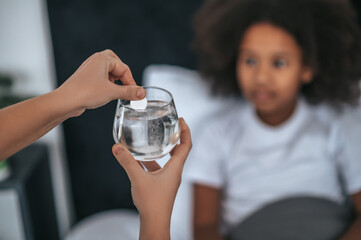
<box><xmin>113</xmin><ymin>86</ymin><xmax>180</xmax><ymax>171</ymax></box>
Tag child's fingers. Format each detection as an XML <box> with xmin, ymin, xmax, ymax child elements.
<box><xmin>170</xmin><ymin>145</ymin><xmax>179</xmax><ymax>156</ymax></box>
<box><xmin>165</xmin><ymin>118</ymin><xmax>192</xmax><ymax>171</ymax></box>
<box><xmin>140</xmin><ymin>161</ymin><xmax>162</xmax><ymax>172</ymax></box>
<box><xmin>112</xmin><ymin>144</ymin><xmax>144</xmax><ymax>181</ymax></box>
<box><xmin>177</xmin><ymin>118</ymin><xmax>192</xmax><ymax>155</ymax></box>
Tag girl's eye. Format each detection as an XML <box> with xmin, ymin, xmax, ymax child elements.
<box><xmin>273</xmin><ymin>59</ymin><xmax>287</xmax><ymax>68</ymax></box>
<box><xmin>244</xmin><ymin>58</ymin><xmax>257</xmax><ymax>66</ymax></box>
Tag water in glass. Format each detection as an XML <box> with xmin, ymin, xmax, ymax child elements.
<box><xmin>113</xmin><ymin>100</ymin><xmax>180</xmax><ymax>161</ymax></box>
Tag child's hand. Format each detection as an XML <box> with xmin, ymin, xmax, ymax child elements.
<box><xmin>56</xmin><ymin>49</ymin><xmax>146</xmax><ymax>117</ymax></box>
<box><xmin>112</xmin><ymin>118</ymin><xmax>192</xmax><ymax>239</ymax></box>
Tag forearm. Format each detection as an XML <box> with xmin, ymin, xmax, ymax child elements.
<box><xmin>139</xmin><ymin>214</ymin><xmax>171</xmax><ymax>240</ymax></box>
<box><xmin>0</xmin><ymin>88</ymin><xmax>80</xmax><ymax>160</ymax></box>
<box><xmin>194</xmin><ymin>226</ymin><xmax>225</xmax><ymax>240</ymax></box>
<box><xmin>340</xmin><ymin>216</ymin><xmax>361</xmax><ymax>240</ymax></box>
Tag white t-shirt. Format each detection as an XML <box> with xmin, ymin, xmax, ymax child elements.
<box><xmin>185</xmin><ymin>98</ymin><xmax>361</xmax><ymax>233</ymax></box>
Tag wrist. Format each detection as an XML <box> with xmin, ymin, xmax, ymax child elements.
<box><xmin>139</xmin><ymin>213</ymin><xmax>171</xmax><ymax>240</ymax></box>
<box><xmin>53</xmin><ymin>86</ymin><xmax>85</xmax><ymax>118</ymax></box>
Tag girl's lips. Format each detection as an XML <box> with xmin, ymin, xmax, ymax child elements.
<box><xmin>251</xmin><ymin>90</ymin><xmax>275</xmax><ymax>102</ymax></box>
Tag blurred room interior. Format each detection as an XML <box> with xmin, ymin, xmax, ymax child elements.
<box><xmin>0</xmin><ymin>0</ymin><xmax>360</xmax><ymax>240</ymax></box>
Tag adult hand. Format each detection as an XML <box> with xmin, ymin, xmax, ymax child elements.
<box><xmin>112</xmin><ymin>118</ymin><xmax>192</xmax><ymax>240</ymax></box>
<box><xmin>0</xmin><ymin>49</ymin><xmax>146</xmax><ymax>161</ymax></box>
<box><xmin>56</xmin><ymin>49</ymin><xmax>146</xmax><ymax>117</ymax></box>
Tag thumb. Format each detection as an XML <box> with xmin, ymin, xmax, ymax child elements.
<box><xmin>109</xmin><ymin>84</ymin><xmax>146</xmax><ymax>101</ymax></box>
<box><xmin>112</xmin><ymin>144</ymin><xmax>142</xmax><ymax>180</ymax></box>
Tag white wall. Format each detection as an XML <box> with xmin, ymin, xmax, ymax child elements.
<box><xmin>0</xmin><ymin>0</ymin><xmax>73</xmax><ymax>237</ymax></box>
<box><xmin>0</xmin><ymin>190</ymin><xmax>25</xmax><ymax>240</ymax></box>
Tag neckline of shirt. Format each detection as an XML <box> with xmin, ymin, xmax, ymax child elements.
<box><xmin>242</xmin><ymin>98</ymin><xmax>311</xmax><ymax>147</ymax></box>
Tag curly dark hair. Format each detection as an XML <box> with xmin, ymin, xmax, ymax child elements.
<box><xmin>193</xmin><ymin>0</ymin><xmax>361</xmax><ymax>105</ymax></box>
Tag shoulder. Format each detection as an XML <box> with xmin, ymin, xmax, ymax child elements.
<box><xmin>332</xmin><ymin>104</ymin><xmax>361</xmax><ymax>195</ymax></box>
<box><xmin>336</xmin><ymin>104</ymin><xmax>361</xmax><ymax>143</ymax></box>
<box><xmin>308</xmin><ymin>100</ymin><xmax>361</xmax><ymax>128</ymax></box>
<box><xmin>307</xmin><ymin>102</ymin><xmax>338</xmax><ymax>127</ymax></box>
<box><xmin>338</xmin><ymin>104</ymin><xmax>361</xmax><ymax>126</ymax></box>
<box><xmin>317</xmin><ymin>103</ymin><xmax>361</xmax><ymax>134</ymax></box>
<box><xmin>311</xmin><ymin>103</ymin><xmax>361</xmax><ymax>156</ymax></box>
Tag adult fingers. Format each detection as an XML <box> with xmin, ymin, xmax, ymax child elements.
<box><xmin>104</xmin><ymin>50</ymin><xmax>136</xmax><ymax>86</ymax></box>
<box><xmin>112</xmin><ymin>144</ymin><xmax>143</xmax><ymax>181</ymax></box>
<box><xmin>109</xmin><ymin>84</ymin><xmax>146</xmax><ymax>100</ymax></box>
<box><xmin>104</xmin><ymin>49</ymin><xmax>123</xmax><ymax>65</ymax></box>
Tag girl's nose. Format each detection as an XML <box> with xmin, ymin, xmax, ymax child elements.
<box><xmin>254</xmin><ymin>64</ymin><xmax>270</xmax><ymax>85</ymax></box>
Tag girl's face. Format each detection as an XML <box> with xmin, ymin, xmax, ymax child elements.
<box><xmin>236</xmin><ymin>23</ymin><xmax>313</xmax><ymax>125</ymax></box>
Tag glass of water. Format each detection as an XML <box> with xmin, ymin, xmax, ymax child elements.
<box><xmin>113</xmin><ymin>86</ymin><xmax>180</xmax><ymax>171</ymax></box>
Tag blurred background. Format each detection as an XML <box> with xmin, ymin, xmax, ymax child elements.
<box><xmin>0</xmin><ymin>0</ymin><xmax>360</xmax><ymax>239</ymax></box>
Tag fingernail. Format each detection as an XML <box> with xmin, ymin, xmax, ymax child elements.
<box><xmin>137</xmin><ymin>88</ymin><xmax>145</xmax><ymax>98</ymax></box>
<box><xmin>114</xmin><ymin>145</ymin><xmax>123</xmax><ymax>155</ymax></box>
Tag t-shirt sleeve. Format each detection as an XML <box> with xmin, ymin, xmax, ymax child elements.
<box><xmin>335</xmin><ymin>108</ymin><xmax>361</xmax><ymax>195</ymax></box>
<box><xmin>184</xmin><ymin>121</ymin><xmax>225</xmax><ymax>188</ymax></box>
